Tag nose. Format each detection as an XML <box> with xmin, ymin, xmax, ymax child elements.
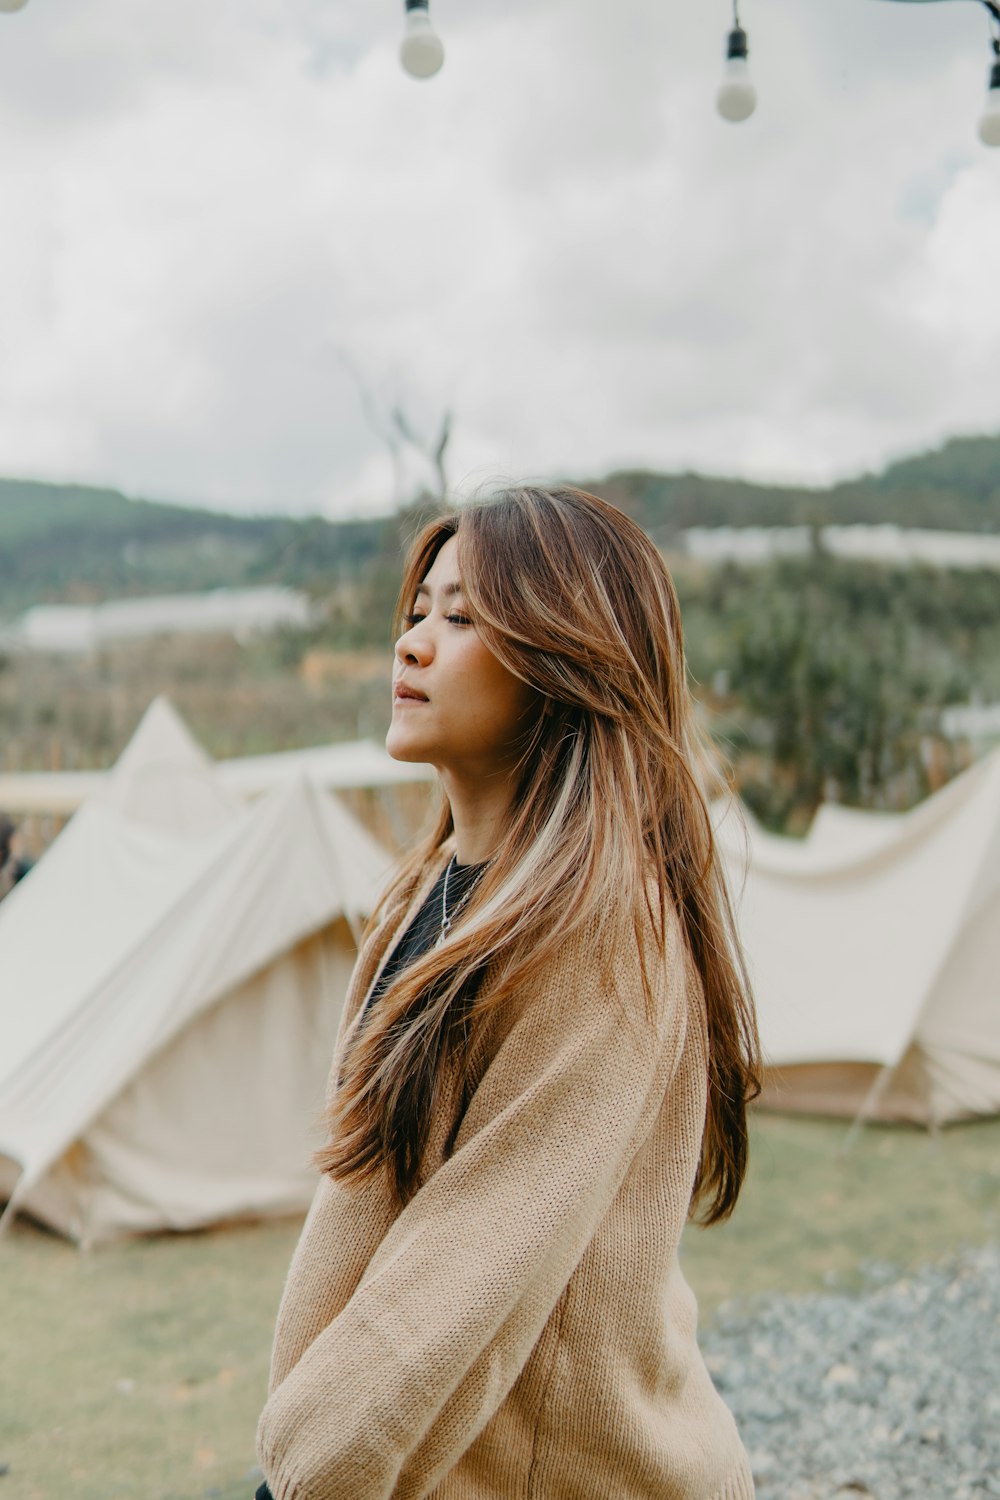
<box><xmin>394</xmin><ymin>617</ymin><xmax>433</xmax><ymax>667</ymax></box>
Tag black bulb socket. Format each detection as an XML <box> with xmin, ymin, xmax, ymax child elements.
<box><xmin>405</xmin><ymin>0</ymin><xmax>430</xmax><ymax>12</ymax></box>
<box><xmin>990</xmin><ymin>59</ymin><xmax>1000</xmax><ymax>92</ymax></box>
<box><xmin>726</xmin><ymin>25</ymin><xmax>749</xmax><ymax>62</ymax></box>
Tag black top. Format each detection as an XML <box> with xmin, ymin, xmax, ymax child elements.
<box><xmin>254</xmin><ymin>858</ymin><xmax>487</xmax><ymax>1500</ymax></box>
<box><xmin>362</xmin><ymin>856</ymin><xmax>487</xmax><ymax>1019</ymax></box>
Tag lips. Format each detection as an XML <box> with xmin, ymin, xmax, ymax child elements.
<box><xmin>393</xmin><ymin>681</ymin><xmax>428</xmax><ymax>703</ymax></box>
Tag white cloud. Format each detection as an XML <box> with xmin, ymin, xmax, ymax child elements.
<box><xmin>0</xmin><ymin>0</ymin><xmax>996</xmax><ymax>517</ymax></box>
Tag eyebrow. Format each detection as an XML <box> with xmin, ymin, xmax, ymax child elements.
<box><xmin>414</xmin><ymin>580</ymin><xmax>463</xmax><ymax>599</ymax></box>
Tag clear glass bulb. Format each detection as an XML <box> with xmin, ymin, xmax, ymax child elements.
<box><xmin>979</xmin><ymin>83</ymin><xmax>1000</xmax><ymax>148</ymax></box>
<box><xmin>717</xmin><ymin>57</ymin><xmax>757</xmax><ymax>123</ymax></box>
<box><xmin>400</xmin><ymin>8</ymin><xmax>444</xmax><ymax>80</ymax></box>
<box><xmin>0</xmin><ymin>0</ymin><xmax>30</xmax><ymax>11</ymax></box>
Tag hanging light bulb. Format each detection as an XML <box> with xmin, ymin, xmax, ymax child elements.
<box><xmin>717</xmin><ymin>6</ymin><xmax>757</xmax><ymax>124</ymax></box>
<box><xmin>876</xmin><ymin>1</ymin><xmax>1000</xmax><ymax>146</ymax></box>
<box><xmin>979</xmin><ymin>42</ymin><xmax>1000</xmax><ymax>145</ymax></box>
<box><xmin>400</xmin><ymin>0</ymin><xmax>444</xmax><ymax>80</ymax></box>
<box><xmin>0</xmin><ymin>0</ymin><xmax>31</xmax><ymax>11</ymax></box>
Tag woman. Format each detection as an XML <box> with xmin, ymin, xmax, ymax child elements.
<box><xmin>256</xmin><ymin>485</ymin><xmax>760</xmax><ymax>1500</ymax></box>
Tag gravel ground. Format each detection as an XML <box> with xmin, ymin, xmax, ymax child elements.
<box><xmin>702</xmin><ymin>1244</ymin><xmax>1000</xmax><ymax>1500</ymax></box>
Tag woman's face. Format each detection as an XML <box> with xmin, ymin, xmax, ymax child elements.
<box><xmin>386</xmin><ymin>535</ymin><xmax>537</xmax><ymax>782</ymax></box>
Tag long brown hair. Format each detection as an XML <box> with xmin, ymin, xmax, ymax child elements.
<box><xmin>317</xmin><ymin>485</ymin><xmax>760</xmax><ymax>1223</ymax></box>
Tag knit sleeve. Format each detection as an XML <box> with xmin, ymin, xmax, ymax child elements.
<box><xmin>256</xmin><ymin>909</ymin><xmax>697</xmax><ymax>1500</ymax></box>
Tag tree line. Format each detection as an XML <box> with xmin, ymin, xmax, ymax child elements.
<box><xmin>3</xmin><ymin>431</ymin><xmax>1000</xmax><ymax>615</ymax></box>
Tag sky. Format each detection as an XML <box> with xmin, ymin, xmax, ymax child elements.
<box><xmin>0</xmin><ymin>0</ymin><xmax>998</xmax><ymax>518</ymax></box>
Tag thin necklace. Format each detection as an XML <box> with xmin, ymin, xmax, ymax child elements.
<box><xmin>438</xmin><ymin>853</ymin><xmax>482</xmax><ymax>945</ymax></box>
<box><xmin>439</xmin><ymin>854</ymin><xmax>459</xmax><ymax>944</ymax></box>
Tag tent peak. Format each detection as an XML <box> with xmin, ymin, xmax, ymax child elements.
<box><xmin>102</xmin><ymin>697</ymin><xmax>240</xmax><ymax>834</ymax></box>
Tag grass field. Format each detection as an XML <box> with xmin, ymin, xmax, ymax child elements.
<box><xmin>2</xmin><ymin>1113</ymin><xmax>998</xmax><ymax>1500</ymax></box>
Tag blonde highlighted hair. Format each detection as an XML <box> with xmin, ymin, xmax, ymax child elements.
<box><xmin>317</xmin><ymin>485</ymin><xmax>760</xmax><ymax>1223</ymax></box>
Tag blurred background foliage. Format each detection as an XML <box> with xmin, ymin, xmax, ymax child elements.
<box><xmin>678</xmin><ymin>553</ymin><xmax>999</xmax><ymax>831</ymax></box>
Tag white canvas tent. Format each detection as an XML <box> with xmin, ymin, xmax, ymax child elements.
<box><xmin>0</xmin><ymin>699</ymin><xmax>392</xmax><ymax>1244</ymax></box>
<box><xmin>715</xmin><ymin>750</ymin><xmax>1000</xmax><ymax>1125</ymax></box>
<box><xmin>0</xmin><ymin>733</ymin><xmax>433</xmax><ymax>816</ymax></box>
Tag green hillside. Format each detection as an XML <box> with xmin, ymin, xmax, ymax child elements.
<box><xmin>583</xmin><ymin>470</ymin><xmax>822</xmax><ymax>537</ymax></box>
<box><xmin>1</xmin><ymin>431</ymin><xmax>999</xmax><ymax>612</ymax></box>
<box><xmin>0</xmin><ymin>479</ymin><xmax>386</xmax><ymax>612</ymax></box>
<box><xmin>590</xmin><ymin>432</ymin><xmax>1000</xmax><ymax>539</ymax></box>
<box><xmin>827</xmin><ymin>433</ymin><xmax>1000</xmax><ymax>531</ymax></box>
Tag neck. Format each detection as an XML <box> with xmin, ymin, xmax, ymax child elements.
<box><xmin>441</xmin><ymin>768</ymin><xmax>516</xmax><ymax>865</ymax></box>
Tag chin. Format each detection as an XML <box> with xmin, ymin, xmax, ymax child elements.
<box><xmin>385</xmin><ymin>727</ymin><xmax>430</xmax><ymax>764</ymax></box>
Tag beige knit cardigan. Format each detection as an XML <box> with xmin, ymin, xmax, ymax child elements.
<box><xmin>257</xmin><ymin>848</ymin><xmax>755</xmax><ymax>1500</ymax></box>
